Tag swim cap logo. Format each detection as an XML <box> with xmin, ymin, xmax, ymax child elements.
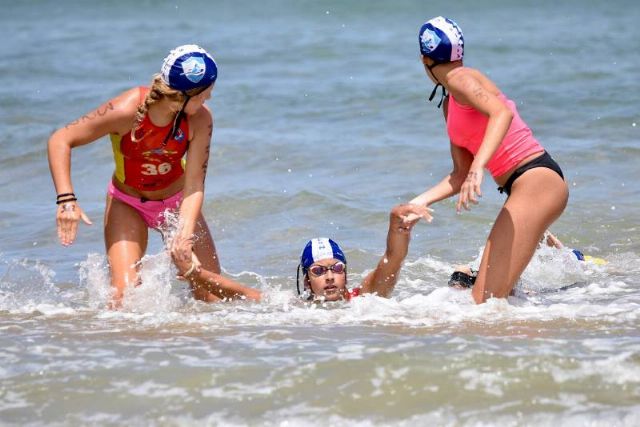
<box><xmin>180</xmin><ymin>57</ymin><xmax>206</xmax><ymax>83</ymax></box>
<box><xmin>316</xmin><ymin>240</ymin><xmax>328</xmax><ymax>252</ymax></box>
<box><xmin>310</xmin><ymin>238</ymin><xmax>334</xmax><ymax>265</ymax></box>
<box><xmin>421</xmin><ymin>29</ymin><xmax>441</xmax><ymax>53</ymax></box>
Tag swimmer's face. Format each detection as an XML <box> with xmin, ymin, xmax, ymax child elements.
<box><xmin>306</xmin><ymin>258</ymin><xmax>348</xmax><ymax>302</ymax></box>
<box><xmin>183</xmin><ymin>84</ymin><xmax>214</xmax><ymax>116</ymax></box>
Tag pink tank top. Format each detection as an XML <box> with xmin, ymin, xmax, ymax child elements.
<box><xmin>446</xmin><ymin>93</ymin><xmax>544</xmax><ymax>177</ymax></box>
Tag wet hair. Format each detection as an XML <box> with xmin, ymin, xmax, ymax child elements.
<box><xmin>132</xmin><ymin>74</ymin><xmax>210</xmax><ymax>140</ymax></box>
<box><xmin>134</xmin><ymin>75</ymin><xmax>183</xmax><ymax>126</ymax></box>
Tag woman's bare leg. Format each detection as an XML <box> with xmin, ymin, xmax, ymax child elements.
<box><xmin>471</xmin><ymin>168</ymin><xmax>568</xmax><ymax>303</ymax></box>
<box><xmin>104</xmin><ymin>195</ymin><xmax>149</xmax><ymax>307</ymax></box>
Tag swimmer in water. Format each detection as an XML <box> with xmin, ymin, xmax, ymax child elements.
<box><xmin>170</xmin><ymin>204</ymin><xmax>433</xmax><ymax>302</ymax></box>
<box><xmin>447</xmin><ymin>232</ymin><xmax>605</xmax><ymax>289</ymax></box>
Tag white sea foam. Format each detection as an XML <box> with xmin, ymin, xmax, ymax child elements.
<box><xmin>127</xmin><ymin>380</ymin><xmax>190</xmax><ymax>398</ymax></box>
<box><xmin>549</xmin><ymin>351</ymin><xmax>640</xmax><ymax>385</ymax></box>
<box><xmin>97</xmin><ymin>407</ymin><xmax>640</xmax><ymax>427</ymax></box>
<box><xmin>42</xmin><ymin>244</ymin><xmax>633</xmax><ymax>332</ymax></box>
<box><xmin>3</xmin><ymin>230</ymin><xmax>636</xmax><ymax>331</ymax></box>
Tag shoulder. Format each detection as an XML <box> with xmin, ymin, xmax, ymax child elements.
<box><xmin>447</xmin><ymin>67</ymin><xmax>502</xmax><ymax>106</ymax></box>
<box><xmin>112</xmin><ymin>87</ymin><xmax>144</xmax><ymax>115</ymax></box>
<box><xmin>96</xmin><ymin>87</ymin><xmax>142</xmax><ymax>124</ymax></box>
<box><xmin>448</xmin><ymin>67</ymin><xmax>500</xmax><ymax>97</ymax></box>
<box><xmin>448</xmin><ymin>67</ymin><xmax>482</xmax><ymax>92</ymax></box>
<box><xmin>62</xmin><ymin>87</ymin><xmax>140</xmax><ymax>136</ymax></box>
<box><xmin>95</xmin><ymin>87</ymin><xmax>143</xmax><ymax>134</ymax></box>
<box><xmin>190</xmin><ymin>104</ymin><xmax>213</xmax><ymax>129</ymax></box>
<box><xmin>188</xmin><ymin>104</ymin><xmax>214</xmax><ymax>141</ymax></box>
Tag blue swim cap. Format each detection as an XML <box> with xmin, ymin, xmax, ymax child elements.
<box><xmin>300</xmin><ymin>238</ymin><xmax>347</xmax><ymax>273</ymax></box>
<box><xmin>160</xmin><ymin>44</ymin><xmax>218</xmax><ymax>92</ymax></box>
<box><xmin>419</xmin><ymin>16</ymin><xmax>464</xmax><ymax>63</ymax></box>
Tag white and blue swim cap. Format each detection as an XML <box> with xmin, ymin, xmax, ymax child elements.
<box><xmin>300</xmin><ymin>238</ymin><xmax>347</xmax><ymax>273</ymax></box>
<box><xmin>419</xmin><ymin>16</ymin><xmax>464</xmax><ymax>63</ymax></box>
<box><xmin>160</xmin><ymin>44</ymin><xmax>218</xmax><ymax>92</ymax></box>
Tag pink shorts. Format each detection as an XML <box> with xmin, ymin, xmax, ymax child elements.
<box><xmin>107</xmin><ymin>181</ymin><xmax>183</xmax><ymax>229</ymax></box>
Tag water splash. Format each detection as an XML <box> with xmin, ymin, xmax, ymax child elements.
<box><xmin>3</xmin><ymin>239</ymin><xmax>637</xmax><ymax>329</ymax></box>
<box><xmin>0</xmin><ymin>256</ymin><xmax>63</xmax><ymax>313</ymax></box>
<box><xmin>78</xmin><ymin>253</ymin><xmax>111</xmax><ymax>310</ymax></box>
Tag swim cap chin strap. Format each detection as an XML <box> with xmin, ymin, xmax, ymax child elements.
<box><xmin>426</xmin><ymin>62</ymin><xmax>447</xmax><ymax>108</ymax></box>
<box><xmin>161</xmin><ymin>81</ymin><xmax>215</xmax><ymax>147</ymax></box>
<box><xmin>161</xmin><ymin>95</ymin><xmax>190</xmax><ymax>147</ymax></box>
<box><xmin>296</xmin><ymin>264</ymin><xmax>304</xmax><ymax>296</ymax></box>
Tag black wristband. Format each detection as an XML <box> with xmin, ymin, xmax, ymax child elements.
<box><xmin>56</xmin><ymin>192</ymin><xmax>76</xmax><ymax>200</ymax></box>
<box><xmin>56</xmin><ymin>197</ymin><xmax>78</xmax><ymax>205</ymax></box>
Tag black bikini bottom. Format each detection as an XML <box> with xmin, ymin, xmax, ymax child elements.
<box><xmin>497</xmin><ymin>151</ymin><xmax>564</xmax><ymax>196</ymax></box>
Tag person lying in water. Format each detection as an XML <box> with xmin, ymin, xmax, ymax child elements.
<box><xmin>448</xmin><ymin>231</ymin><xmax>606</xmax><ymax>289</ymax></box>
<box><xmin>170</xmin><ymin>204</ymin><xmax>433</xmax><ymax>302</ymax></box>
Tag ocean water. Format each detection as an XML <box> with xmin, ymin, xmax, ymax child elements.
<box><xmin>1</xmin><ymin>0</ymin><xmax>639</xmax><ymax>425</ymax></box>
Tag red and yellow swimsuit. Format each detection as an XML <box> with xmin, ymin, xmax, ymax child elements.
<box><xmin>110</xmin><ymin>87</ymin><xmax>189</xmax><ymax>191</ymax></box>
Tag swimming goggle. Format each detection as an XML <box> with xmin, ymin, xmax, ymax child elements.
<box><xmin>308</xmin><ymin>261</ymin><xmax>346</xmax><ymax>277</ymax></box>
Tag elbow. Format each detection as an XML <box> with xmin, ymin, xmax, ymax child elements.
<box><xmin>383</xmin><ymin>250</ymin><xmax>407</xmax><ymax>267</ymax></box>
<box><xmin>499</xmin><ymin>108</ymin><xmax>514</xmax><ymax>126</ymax></box>
<box><xmin>183</xmin><ymin>174</ymin><xmax>206</xmax><ymax>195</ymax></box>
<box><xmin>47</xmin><ymin>131</ymin><xmax>61</xmax><ymax>152</ymax></box>
<box><xmin>47</xmin><ymin>130</ymin><xmax>72</xmax><ymax>154</ymax></box>
<box><xmin>182</xmin><ymin>185</ymin><xmax>205</xmax><ymax>199</ymax></box>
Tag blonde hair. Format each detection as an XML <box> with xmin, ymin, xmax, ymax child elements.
<box><xmin>131</xmin><ymin>75</ymin><xmax>211</xmax><ymax>142</ymax></box>
<box><xmin>134</xmin><ymin>74</ymin><xmax>185</xmax><ymax>125</ymax></box>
